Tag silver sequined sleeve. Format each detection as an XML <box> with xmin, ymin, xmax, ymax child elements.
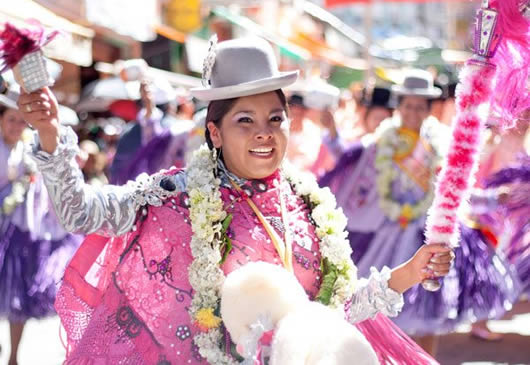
<box><xmin>348</xmin><ymin>266</ymin><xmax>404</xmax><ymax>324</ymax></box>
<box><xmin>30</xmin><ymin>127</ymin><xmax>186</xmax><ymax>237</ymax></box>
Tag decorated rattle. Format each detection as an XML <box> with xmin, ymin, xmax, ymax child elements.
<box><xmin>0</xmin><ymin>22</ymin><xmax>58</xmax><ymax>92</ymax></box>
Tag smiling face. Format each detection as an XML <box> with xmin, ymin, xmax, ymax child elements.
<box><xmin>207</xmin><ymin>91</ymin><xmax>289</xmax><ymax>180</ymax></box>
<box><xmin>364</xmin><ymin>106</ymin><xmax>393</xmax><ymax>133</ymax></box>
<box><xmin>398</xmin><ymin>95</ymin><xmax>430</xmax><ymax>131</ymax></box>
<box><xmin>0</xmin><ymin>108</ymin><xmax>26</xmax><ymax>146</ymax></box>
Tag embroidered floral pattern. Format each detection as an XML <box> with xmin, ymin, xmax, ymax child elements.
<box><xmin>105</xmin><ymin>306</ymin><xmax>146</xmax><ymax>343</ymax></box>
<box><xmin>148</xmin><ymin>255</ymin><xmax>173</xmax><ymax>281</ymax></box>
<box><xmin>176</xmin><ymin>325</ymin><xmax>192</xmax><ymax>341</ymax></box>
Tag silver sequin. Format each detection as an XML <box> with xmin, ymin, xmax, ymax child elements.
<box><xmin>30</xmin><ymin>127</ymin><xmax>185</xmax><ymax>236</ymax></box>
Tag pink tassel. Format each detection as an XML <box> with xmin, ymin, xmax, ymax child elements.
<box><xmin>356</xmin><ymin>314</ymin><xmax>438</xmax><ymax>365</ymax></box>
<box><xmin>0</xmin><ymin>21</ymin><xmax>58</xmax><ymax>72</ymax></box>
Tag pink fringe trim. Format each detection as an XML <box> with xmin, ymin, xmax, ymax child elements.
<box><xmin>356</xmin><ymin>314</ymin><xmax>438</xmax><ymax>365</ymax></box>
<box><xmin>0</xmin><ymin>21</ymin><xmax>58</xmax><ymax>72</ymax></box>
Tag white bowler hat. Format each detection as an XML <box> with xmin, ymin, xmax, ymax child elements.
<box><xmin>0</xmin><ymin>83</ymin><xmax>20</xmax><ymax>110</ymax></box>
<box><xmin>191</xmin><ymin>36</ymin><xmax>299</xmax><ymax>101</ymax></box>
<box><xmin>392</xmin><ymin>69</ymin><xmax>442</xmax><ymax>99</ymax></box>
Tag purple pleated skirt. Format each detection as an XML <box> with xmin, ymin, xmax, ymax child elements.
<box><xmin>0</xmin><ymin>220</ymin><xmax>82</xmax><ymax>322</ymax></box>
<box><xmin>515</xmin><ymin>251</ymin><xmax>530</xmax><ymax>297</ymax></box>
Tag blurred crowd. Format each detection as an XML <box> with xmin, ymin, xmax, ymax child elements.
<box><xmin>57</xmin><ymin>65</ymin><xmax>465</xmax><ymax>186</ymax></box>
<box><xmin>0</xmin><ymin>1</ymin><xmax>529</xmax><ymax>363</ymax></box>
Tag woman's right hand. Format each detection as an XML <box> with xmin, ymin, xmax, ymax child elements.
<box><xmin>17</xmin><ymin>87</ymin><xmax>60</xmax><ymax>154</ymax></box>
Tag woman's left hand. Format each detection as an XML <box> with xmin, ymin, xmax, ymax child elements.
<box><xmin>389</xmin><ymin>244</ymin><xmax>454</xmax><ymax>293</ymax></box>
<box><xmin>410</xmin><ymin>244</ymin><xmax>454</xmax><ymax>283</ymax></box>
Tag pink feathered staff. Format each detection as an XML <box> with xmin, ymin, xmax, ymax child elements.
<box><xmin>423</xmin><ymin>0</ymin><xmax>530</xmax><ymax>291</ymax></box>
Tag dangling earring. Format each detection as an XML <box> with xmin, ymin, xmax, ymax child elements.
<box><xmin>212</xmin><ymin>146</ymin><xmax>218</xmax><ymax>162</ymax></box>
<box><xmin>212</xmin><ymin>147</ymin><xmax>219</xmax><ymax>175</ymax></box>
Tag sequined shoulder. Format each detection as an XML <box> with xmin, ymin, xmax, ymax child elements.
<box><xmin>129</xmin><ymin>168</ymin><xmax>187</xmax><ymax>208</ymax></box>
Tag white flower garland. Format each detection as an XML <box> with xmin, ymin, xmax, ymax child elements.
<box><xmin>186</xmin><ymin>145</ymin><xmax>357</xmax><ymax>363</ymax></box>
<box><xmin>374</xmin><ymin>118</ymin><xmax>443</xmax><ymax>226</ymax></box>
<box><xmin>186</xmin><ymin>145</ymin><xmax>233</xmax><ymax>365</ymax></box>
<box><xmin>282</xmin><ymin>162</ymin><xmax>357</xmax><ymax>308</ymax></box>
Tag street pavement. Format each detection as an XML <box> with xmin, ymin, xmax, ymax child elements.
<box><xmin>438</xmin><ymin>300</ymin><xmax>530</xmax><ymax>365</ymax></box>
<box><xmin>1</xmin><ymin>301</ymin><xmax>529</xmax><ymax>364</ymax></box>
<box><xmin>0</xmin><ymin>316</ymin><xmax>65</xmax><ymax>365</ymax></box>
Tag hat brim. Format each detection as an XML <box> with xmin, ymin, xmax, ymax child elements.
<box><xmin>190</xmin><ymin>71</ymin><xmax>299</xmax><ymax>101</ymax></box>
<box><xmin>0</xmin><ymin>94</ymin><xmax>18</xmax><ymax>110</ymax></box>
<box><xmin>391</xmin><ymin>85</ymin><xmax>442</xmax><ymax>98</ymax></box>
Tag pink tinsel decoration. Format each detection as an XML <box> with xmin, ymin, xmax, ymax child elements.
<box><xmin>424</xmin><ymin>0</ymin><xmax>529</xmax><ymax>276</ymax></box>
<box><xmin>425</xmin><ymin>64</ymin><xmax>497</xmax><ymax>249</ymax></box>
<box><xmin>0</xmin><ymin>21</ymin><xmax>58</xmax><ymax>73</ymax></box>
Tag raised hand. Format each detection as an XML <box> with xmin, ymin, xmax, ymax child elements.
<box><xmin>140</xmin><ymin>79</ymin><xmax>155</xmax><ymax>119</ymax></box>
<box><xmin>17</xmin><ymin>87</ymin><xmax>60</xmax><ymax>154</ymax></box>
<box><xmin>320</xmin><ymin>108</ymin><xmax>338</xmax><ymax>139</ymax></box>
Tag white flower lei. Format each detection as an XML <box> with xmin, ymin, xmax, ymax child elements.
<box><xmin>186</xmin><ymin>145</ymin><xmax>357</xmax><ymax>364</ymax></box>
<box><xmin>374</xmin><ymin>117</ymin><xmax>443</xmax><ymax>224</ymax></box>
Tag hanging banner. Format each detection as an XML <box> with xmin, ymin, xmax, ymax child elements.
<box><xmin>325</xmin><ymin>0</ymin><xmax>369</xmax><ymax>7</ymax></box>
<box><xmin>201</xmin><ymin>0</ymin><xmax>261</xmax><ymax>4</ymax></box>
<box><xmin>325</xmin><ymin>0</ymin><xmax>474</xmax><ymax>7</ymax></box>
<box><xmin>167</xmin><ymin>0</ymin><xmax>201</xmax><ymax>33</ymax></box>
<box><xmin>0</xmin><ymin>0</ymin><xmax>94</xmax><ymax>66</ymax></box>
<box><xmin>85</xmin><ymin>0</ymin><xmax>158</xmax><ymax>41</ymax></box>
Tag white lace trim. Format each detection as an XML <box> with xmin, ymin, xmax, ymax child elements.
<box><xmin>367</xmin><ymin>266</ymin><xmax>404</xmax><ymax>318</ymax></box>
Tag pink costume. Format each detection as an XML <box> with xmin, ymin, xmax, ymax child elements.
<box><xmin>31</xmin><ymin>127</ymin><xmax>435</xmax><ymax>364</ymax></box>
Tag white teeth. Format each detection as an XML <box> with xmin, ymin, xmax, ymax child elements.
<box><xmin>250</xmin><ymin>148</ymin><xmax>272</xmax><ymax>153</ymax></box>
